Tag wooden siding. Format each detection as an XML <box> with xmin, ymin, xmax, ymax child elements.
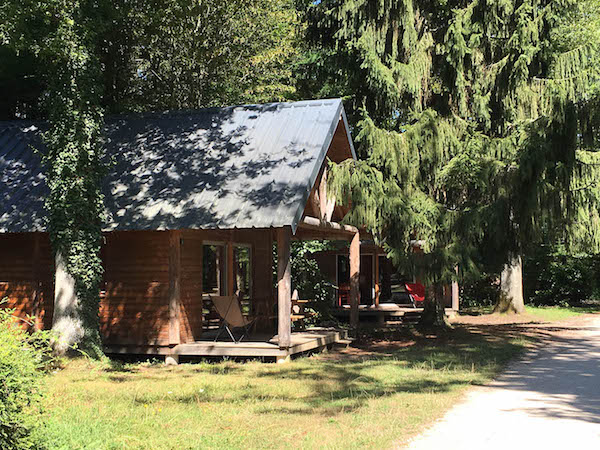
<box><xmin>101</xmin><ymin>228</ymin><xmax>275</xmax><ymax>346</ymax></box>
<box><xmin>180</xmin><ymin>230</ymin><xmax>203</xmax><ymax>342</ymax></box>
<box><xmin>0</xmin><ymin>233</ymin><xmax>54</xmax><ymax>329</ymax></box>
<box><xmin>101</xmin><ymin>231</ymin><xmax>171</xmax><ymax>346</ymax></box>
<box><xmin>2</xmin><ymin>228</ymin><xmax>276</xmax><ymax>347</ymax></box>
<box><xmin>302</xmin><ymin>122</ymin><xmax>353</xmax><ymax>223</ymax></box>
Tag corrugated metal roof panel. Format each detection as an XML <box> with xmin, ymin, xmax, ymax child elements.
<box><xmin>0</xmin><ymin>98</ymin><xmax>351</xmax><ymax>233</ymax></box>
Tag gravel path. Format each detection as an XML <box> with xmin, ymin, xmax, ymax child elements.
<box><xmin>406</xmin><ymin>315</ymin><xmax>600</xmax><ymax>450</ymax></box>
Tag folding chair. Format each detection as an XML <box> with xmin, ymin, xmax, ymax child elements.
<box><xmin>404</xmin><ymin>283</ymin><xmax>425</xmax><ymax>308</ymax></box>
<box><xmin>210</xmin><ymin>294</ymin><xmax>257</xmax><ymax>343</ymax></box>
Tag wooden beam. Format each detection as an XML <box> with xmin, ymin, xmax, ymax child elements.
<box><xmin>227</xmin><ymin>237</ymin><xmax>234</xmax><ymax>296</ymax></box>
<box><xmin>277</xmin><ymin>227</ymin><xmax>292</xmax><ymax>349</ymax></box>
<box><xmin>293</xmin><ymin>229</ymin><xmax>352</xmax><ymax>241</ymax></box>
<box><xmin>168</xmin><ymin>230</ymin><xmax>182</xmax><ymax>345</ymax></box>
<box><xmin>298</xmin><ymin>216</ymin><xmax>358</xmax><ymax>236</ymax></box>
<box><xmin>349</xmin><ymin>231</ymin><xmax>360</xmax><ymax>333</ymax></box>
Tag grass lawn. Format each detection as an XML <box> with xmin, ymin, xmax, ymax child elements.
<box><xmin>461</xmin><ymin>304</ymin><xmax>598</xmax><ymax>321</ymax></box>
<box><xmin>37</xmin><ymin>327</ymin><xmax>527</xmax><ymax>450</ymax></box>
<box><xmin>524</xmin><ymin>305</ymin><xmax>598</xmax><ymax>321</ymax></box>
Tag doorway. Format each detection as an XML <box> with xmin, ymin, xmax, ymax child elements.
<box><xmin>360</xmin><ymin>254</ymin><xmax>373</xmax><ymax>305</ymax></box>
<box><xmin>336</xmin><ymin>253</ymin><xmax>375</xmax><ymax>306</ymax></box>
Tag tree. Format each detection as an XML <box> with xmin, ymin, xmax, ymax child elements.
<box><xmin>2</xmin><ymin>0</ymin><xmax>107</xmax><ymax>356</ymax></box>
<box><xmin>305</xmin><ymin>0</ymin><xmax>598</xmax><ymax>324</ymax></box>
<box><xmin>1</xmin><ymin>0</ymin><xmax>302</xmax><ymax>354</ymax></box>
<box><xmin>554</xmin><ymin>0</ymin><xmax>600</xmax><ymax>253</ymax></box>
<box><xmin>97</xmin><ymin>0</ymin><xmax>301</xmax><ymax>113</ymax></box>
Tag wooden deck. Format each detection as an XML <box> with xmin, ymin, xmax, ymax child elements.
<box><xmin>105</xmin><ymin>328</ymin><xmax>349</xmax><ymax>361</ymax></box>
<box><xmin>333</xmin><ymin>303</ymin><xmax>457</xmax><ymax>323</ymax></box>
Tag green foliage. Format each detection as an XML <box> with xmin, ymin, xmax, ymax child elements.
<box><xmin>2</xmin><ymin>0</ymin><xmax>107</xmax><ymax>355</ymax></box>
<box><xmin>101</xmin><ymin>0</ymin><xmax>301</xmax><ymax>112</ymax></box>
<box><xmin>0</xmin><ymin>303</ymin><xmax>52</xmax><ymax>449</ymax></box>
<box><xmin>274</xmin><ymin>240</ymin><xmax>337</xmax><ymax>326</ymax></box>
<box><xmin>462</xmin><ymin>246</ymin><xmax>600</xmax><ymax>308</ymax></box>
<box><xmin>524</xmin><ymin>248</ymin><xmax>600</xmax><ymax>307</ymax></box>
<box><xmin>1</xmin><ymin>1</ymin><xmax>302</xmax><ymax>116</ymax></box>
<box><xmin>460</xmin><ymin>273</ymin><xmax>501</xmax><ymax>309</ymax></box>
<box><xmin>307</xmin><ymin>0</ymin><xmax>600</xmax><ymax>304</ymax></box>
<box><xmin>290</xmin><ymin>241</ymin><xmax>337</xmax><ymax>326</ymax></box>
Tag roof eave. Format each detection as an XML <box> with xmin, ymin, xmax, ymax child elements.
<box><xmin>289</xmin><ymin>99</ymin><xmax>354</xmax><ymax>234</ymax></box>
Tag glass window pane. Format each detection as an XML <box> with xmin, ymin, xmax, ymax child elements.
<box><xmin>233</xmin><ymin>245</ymin><xmax>251</xmax><ymax>298</ymax></box>
<box><xmin>203</xmin><ymin>244</ymin><xmax>225</xmax><ymax>295</ymax></box>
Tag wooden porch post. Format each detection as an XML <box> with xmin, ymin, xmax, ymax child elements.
<box><xmin>277</xmin><ymin>227</ymin><xmax>292</xmax><ymax>349</ymax></box>
<box><xmin>227</xmin><ymin>235</ymin><xmax>235</xmax><ymax>296</ymax></box>
<box><xmin>168</xmin><ymin>230</ymin><xmax>182</xmax><ymax>345</ymax></box>
<box><xmin>349</xmin><ymin>231</ymin><xmax>360</xmax><ymax>333</ymax></box>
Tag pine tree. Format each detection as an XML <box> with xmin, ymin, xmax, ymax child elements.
<box><xmin>305</xmin><ymin>0</ymin><xmax>599</xmax><ymax>324</ymax></box>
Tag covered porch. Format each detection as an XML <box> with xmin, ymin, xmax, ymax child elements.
<box><xmin>100</xmin><ymin>216</ymin><xmax>362</xmax><ymax>362</ymax></box>
<box><xmin>192</xmin><ymin>214</ymin><xmax>361</xmax><ymax>363</ymax></box>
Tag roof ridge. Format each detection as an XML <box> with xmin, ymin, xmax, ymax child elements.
<box><xmin>0</xmin><ymin>99</ymin><xmax>343</xmax><ymax>126</ymax></box>
<box><xmin>106</xmin><ymin>98</ymin><xmax>342</xmax><ymax>121</ymax></box>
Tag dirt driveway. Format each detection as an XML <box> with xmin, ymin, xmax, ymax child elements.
<box><xmin>405</xmin><ymin>314</ymin><xmax>600</xmax><ymax>450</ymax></box>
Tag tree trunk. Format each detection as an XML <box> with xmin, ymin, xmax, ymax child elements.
<box><xmin>494</xmin><ymin>254</ymin><xmax>525</xmax><ymax>314</ymax></box>
<box><xmin>51</xmin><ymin>252</ymin><xmax>84</xmax><ymax>354</ymax></box>
<box><xmin>419</xmin><ymin>283</ymin><xmax>450</xmax><ymax>328</ymax></box>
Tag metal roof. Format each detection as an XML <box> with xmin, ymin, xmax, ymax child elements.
<box><xmin>0</xmin><ymin>98</ymin><xmax>355</xmax><ymax>233</ymax></box>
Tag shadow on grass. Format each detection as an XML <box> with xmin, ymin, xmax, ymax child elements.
<box><xmin>118</xmin><ymin>325</ymin><xmax>526</xmax><ymax>417</ymax></box>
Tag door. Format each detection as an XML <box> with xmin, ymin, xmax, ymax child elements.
<box><xmin>360</xmin><ymin>255</ymin><xmax>373</xmax><ymax>305</ymax></box>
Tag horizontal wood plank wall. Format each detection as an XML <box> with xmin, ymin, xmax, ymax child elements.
<box><xmin>101</xmin><ymin>231</ymin><xmax>170</xmax><ymax>346</ymax></box>
<box><xmin>100</xmin><ymin>228</ymin><xmax>275</xmax><ymax>347</ymax></box>
<box><xmin>180</xmin><ymin>230</ymin><xmax>203</xmax><ymax>343</ymax></box>
<box><xmin>0</xmin><ymin>233</ymin><xmax>54</xmax><ymax>330</ymax></box>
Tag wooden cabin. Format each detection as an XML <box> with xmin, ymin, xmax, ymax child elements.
<box><xmin>312</xmin><ymin>241</ymin><xmax>460</xmax><ymax>323</ymax></box>
<box><xmin>0</xmin><ymin>99</ymin><xmax>360</xmax><ymax>362</ymax></box>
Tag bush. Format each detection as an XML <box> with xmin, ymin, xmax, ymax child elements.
<box><xmin>273</xmin><ymin>241</ymin><xmax>337</xmax><ymax>327</ymax></box>
<box><xmin>459</xmin><ymin>272</ymin><xmax>500</xmax><ymax>308</ymax></box>
<box><xmin>0</xmin><ymin>302</ymin><xmax>52</xmax><ymax>449</ymax></box>
<box><xmin>524</xmin><ymin>250</ymin><xmax>600</xmax><ymax>307</ymax></box>
<box><xmin>292</xmin><ymin>252</ymin><xmax>337</xmax><ymax>327</ymax></box>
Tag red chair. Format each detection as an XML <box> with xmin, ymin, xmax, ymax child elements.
<box><xmin>405</xmin><ymin>283</ymin><xmax>425</xmax><ymax>308</ymax></box>
<box><xmin>337</xmin><ymin>283</ymin><xmax>350</xmax><ymax>306</ymax></box>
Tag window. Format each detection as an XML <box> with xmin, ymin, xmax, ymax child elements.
<box><xmin>379</xmin><ymin>255</ymin><xmax>411</xmax><ymax>303</ymax></box>
<box><xmin>203</xmin><ymin>244</ymin><xmax>226</xmax><ymax>296</ymax></box>
<box><xmin>337</xmin><ymin>255</ymin><xmax>349</xmax><ymax>285</ymax></box>
<box><xmin>233</xmin><ymin>245</ymin><xmax>252</xmax><ymax>298</ymax></box>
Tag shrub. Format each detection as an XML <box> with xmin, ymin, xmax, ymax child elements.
<box><xmin>291</xmin><ymin>249</ymin><xmax>337</xmax><ymax>326</ymax></box>
<box><xmin>524</xmin><ymin>250</ymin><xmax>600</xmax><ymax>307</ymax></box>
<box><xmin>273</xmin><ymin>241</ymin><xmax>338</xmax><ymax>327</ymax></box>
<box><xmin>460</xmin><ymin>272</ymin><xmax>500</xmax><ymax>308</ymax></box>
<box><xmin>0</xmin><ymin>302</ymin><xmax>52</xmax><ymax>449</ymax></box>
